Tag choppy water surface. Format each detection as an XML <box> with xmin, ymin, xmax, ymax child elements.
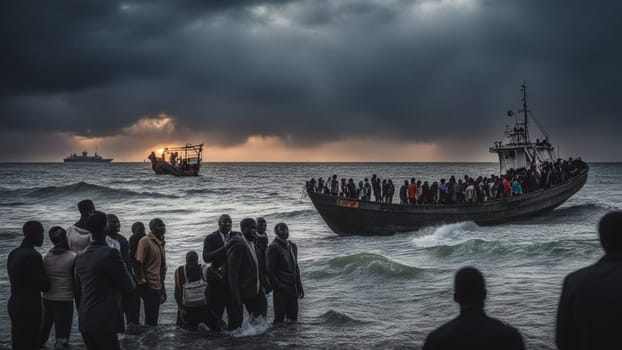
<box><xmin>1</xmin><ymin>162</ymin><xmax>620</xmax><ymax>349</ymax></box>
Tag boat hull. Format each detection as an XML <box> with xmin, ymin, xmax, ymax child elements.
<box><xmin>307</xmin><ymin>167</ymin><xmax>588</xmax><ymax>235</ymax></box>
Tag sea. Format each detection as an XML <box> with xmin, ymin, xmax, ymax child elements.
<box><xmin>0</xmin><ymin>162</ymin><xmax>620</xmax><ymax>350</ymax></box>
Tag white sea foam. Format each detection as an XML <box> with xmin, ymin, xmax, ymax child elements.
<box><xmin>411</xmin><ymin>221</ymin><xmax>480</xmax><ymax>248</ymax></box>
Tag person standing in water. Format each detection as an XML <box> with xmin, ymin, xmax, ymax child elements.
<box><xmin>74</xmin><ymin>211</ymin><xmax>135</xmax><ymax>350</ymax></box>
<box><xmin>227</xmin><ymin>218</ymin><xmax>268</xmax><ymax>330</ymax></box>
<box><xmin>256</xmin><ymin>217</ymin><xmax>272</xmax><ymax>295</ymax></box>
<box><xmin>7</xmin><ymin>220</ymin><xmax>49</xmax><ymax>350</ymax></box>
<box><xmin>38</xmin><ymin>226</ymin><xmax>77</xmax><ymax>349</ymax></box>
<box><xmin>266</xmin><ymin>223</ymin><xmax>304</xmax><ymax>324</ymax></box>
<box><xmin>135</xmin><ymin>218</ymin><xmax>168</xmax><ymax>326</ymax></box>
<box><xmin>126</xmin><ymin>221</ymin><xmax>146</xmax><ymax>326</ymax></box>
<box><xmin>202</xmin><ymin>214</ymin><xmax>235</xmax><ymax>327</ymax></box>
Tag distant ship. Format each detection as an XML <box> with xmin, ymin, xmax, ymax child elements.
<box><xmin>306</xmin><ymin>82</ymin><xmax>588</xmax><ymax>235</ymax></box>
<box><xmin>63</xmin><ymin>150</ymin><xmax>113</xmax><ymax>163</ymax></box>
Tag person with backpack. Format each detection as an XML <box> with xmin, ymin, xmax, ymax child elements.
<box><xmin>174</xmin><ymin>251</ymin><xmax>221</xmax><ymax>331</ymax></box>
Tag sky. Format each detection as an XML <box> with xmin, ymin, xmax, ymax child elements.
<box><xmin>1</xmin><ymin>0</ymin><xmax>620</xmax><ymax>162</ymax></box>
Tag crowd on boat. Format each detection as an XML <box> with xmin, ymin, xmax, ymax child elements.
<box><xmin>305</xmin><ymin>157</ymin><xmax>587</xmax><ymax>205</ymax></box>
<box><xmin>6</xmin><ymin>199</ymin><xmax>303</xmax><ymax>349</ymax></box>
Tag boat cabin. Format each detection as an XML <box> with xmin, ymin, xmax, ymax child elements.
<box><xmin>489</xmin><ymin>82</ymin><xmax>557</xmax><ymax>175</ymax></box>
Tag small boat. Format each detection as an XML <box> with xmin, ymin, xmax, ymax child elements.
<box><xmin>64</xmin><ymin>150</ymin><xmax>113</xmax><ymax>163</ymax></box>
<box><xmin>307</xmin><ymin>83</ymin><xmax>589</xmax><ymax>235</ymax></box>
<box><xmin>148</xmin><ymin>143</ymin><xmax>203</xmax><ymax>176</ymax></box>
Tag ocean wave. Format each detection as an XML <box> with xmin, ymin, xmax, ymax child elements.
<box><xmin>0</xmin><ymin>181</ymin><xmax>177</xmax><ymax>201</ymax></box>
<box><xmin>425</xmin><ymin>239</ymin><xmax>504</xmax><ymax>257</ymax></box>
<box><xmin>310</xmin><ymin>253</ymin><xmax>424</xmax><ymax>280</ymax></box>
<box><xmin>411</xmin><ymin>221</ymin><xmax>480</xmax><ymax>248</ymax></box>
<box><xmin>313</xmin><ymin>310</ymin><xmax>369</xmax><ymax>326</ymax></box>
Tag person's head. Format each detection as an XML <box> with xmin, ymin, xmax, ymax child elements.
<box><xmin>240</xmin><ymin>218</ymin><xmax>257</xmax><ymax>240</ymax></box>
<box><xmin>131</xmin><ymin>222</ymin><xmax>145</xmax><ymax>236</ymax></box>
<box><xmin>218</xmin><ymin>214</ymin><xmax>232</xmax><ymax>234</ymax></box>
<box><xmin>48</xmin><ymin>226</ymin><xmax>68</xmax><ymax>249</ymax></box>
<box><xmin>186</xmin><ymin>251</ymin><xmax>199</xmax><ymax>267</ymax></box>
<box><xmin>274</xmin><ymin>223</ymin><xmax>289</xmax><ymax>240</ymax></box>
<box><xmin>149</xmin><ymin>218</ymin><xmax>166</xmax><ymax>239</ymax></box>
<box><xmin>598</xmin><ymin>211</ymin><xmax>622</xmax><ymax>255</ymax></box>
<box><xmin>453</xmin><ymin>266</ymin><xmax>486</xmax><ymax>307</ymax></box>
<box><xmin>77</xmin><ymin>199</ymin><xmax>95</xmax><ymax>216</ymax></box>
<box><xmin>85</xmin><ymin>211</ymin><xmax>108</xmax><ymax>242</ymax></box>
<box><xmin>256</xmin><ymin>217</ymin><xmax>267</xmax><ymax>234</ymax></box>
<box><xmin>106</xmin><ymin>214</ymin><xmax>120</xmax><ymax>235</ymax></box>
<box><xmin>23</xmin><ymin>220</ymin><xmax>44</xmax><ymax>247</ymax></box>
<box><xmin>411</xmin><ymin>178</ymin><xmax>415</xmax><ymax>183</ymax></box>
<box><xmin>404</xmin><ymin>180</ymin><xmax>408</xmax><ymax>186</ymax></box>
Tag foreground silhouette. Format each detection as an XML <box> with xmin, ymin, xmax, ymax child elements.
<box><xmin>556</xmin><ymin>210</ymin><xmax>622</xmax><ymax>350</ymax></box>
<box><xmin>422</xmin><ymin>266</ymin><xmax>524</xmax><ymax>350</ymax></box>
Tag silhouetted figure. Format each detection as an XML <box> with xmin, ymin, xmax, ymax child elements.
<box><xmin>174</xmin><ymin>251</ymin><xmax>221</xmax><ymax>331</ymax></box>
<box><xmin>267</xmin><ymin>223</ymin><xmax>304</xmax><ymax>323</ymax></box>
<box><xmin>423</xmin><ymin>267</ymin><xmax>524</xmax><ymax>350</ymax></box>
<box><xmin>126</xmin><ymin>221</ymin><xmax>146</xmax><ymax>325</ymax></box>
<box><xmin>7</xmin><ymin>220</ymin><xmax>49</xmax><ymax>350</ymax></box>
<box><xmin>227</xmin><ymin>218</ymin><xmax>268</xmax><ymax>330</ymax></box>
<box><xmin>67</xmin><ymin>199</ymin><xmax>95</xmax><ymax>253</ymax></box>
<box><xmin>38</xmin><ymin>226</ymin><xmax>76</xmax><ymax>349</ymax></box>
<box><xmin>202</xmin><ymin>214</ymin><xmax>235</xmax><ymax>326</ymax></box>
<box><xmin>556</xmin><ymin>211</ymin><xmax>622</xmax><ymax>350</ymax></box>
<box><xmin>74</xmin><ymin>212</ymin><xmax>135</xmax><ymax>350</ymax></box>
<box><xmin>135</xmin><ymin>218</ymin><xmax>167</xmax><ymax>326</ymax></box>
<box><xmin>255</xmin><ymin>217</ymin><xmax>272</xmax><ymax>294</ymax></box>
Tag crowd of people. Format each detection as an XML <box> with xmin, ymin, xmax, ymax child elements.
<box><xmin>306</xmin><ymin>158</ymin><xmax>588</xmax><ymax>205</ymax></box>
<box><xmin>7</xmin><ymin>199</ymin><xmax>620</xmax><ymax>350</ymax></box>
<box><xmin>6</xmin><ymin>200</ymin><xmax>303</xmax><ymax>350</ymax></box>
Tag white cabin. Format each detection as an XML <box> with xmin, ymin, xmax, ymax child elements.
<box><xmin>489</xmin><ymin>83</ymin><xmax>558</xmax><ymax>175</ymax></box>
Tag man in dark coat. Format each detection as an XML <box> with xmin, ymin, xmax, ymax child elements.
<box><xmin>227</xmin><ymin>218</ymin><xmax>268</xmax><ymax>330</ymax></box>
<box><xmin>556</xmin><ymin>211</ymin><xmax>622</xmax><ymax>350</ymax></box>
<box><xmin>255</xmin><ymin>217</ymin><xmax>272</xmax><ymax>294</ymax></box>
<box><xmin>266</xmin><ymin>222</ymin><xmax>304</xmax><ymax>323</ymax></box>
<box><xmin>202</xmin><ymin>214</ymin><xmax>234</xmax><ymax>324</ymax></box>
<box><xmin>7</xmin><ymin>220</ymin><xmax>49</xmax><ymax>350</ymax></box>
<box><xmin>74</xmin><ymin>211</ymin><xmax>135</xmax><ymax>350</ymax></box>
<box><xmin>422</xmin><ymin>267</ymin><xmax>524</xmax><ymax>350</ymax></box>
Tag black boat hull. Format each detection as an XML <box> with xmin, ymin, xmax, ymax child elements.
<box><xmin>307</xmin><ymin>168</ymin><xmax>588</xmax><ymax>235</ymax></box>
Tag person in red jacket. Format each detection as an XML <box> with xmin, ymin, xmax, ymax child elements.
<box><xmin>408</xmin><ymin>178</ymin><xmax>418</xmax><ymax>205</ymax></box>
<box><xmin>502</xmin><ymin>176</ymin><xmax>512</xmax><ymax>197</ymax></box>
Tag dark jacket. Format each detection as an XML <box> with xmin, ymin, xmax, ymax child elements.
<box><xmin>266</xmin><ymin>238</ymin><xmax>303</xmax><ymax>296</ymax></box>
<box><xmin>202</xmin><ymin>230</ymin><xmax>227</xmax><ymax>271</ymax></box>
<box><xmin>255</xmin><ymin>232</ymin><xmax>272</xmax><ymax>293</ymax></box>
<box><xmin>227</xmin><ymin>236</ymin><xmax>262</xmax><ymax>304</ymax></box>
<box><xmin>556</xmin><ymin>254</ymin><xmax>622</xmax><ymax>350</ymax></box>
<box><xmin>7</xmin><ymin>243</ymin><xmax>50</xmax><ymax>299</ymax></box>
<box><xmin>74</xmin><ymin>241</ymin><xmax>135</xmax><ymax>335</ymax></box>
<box><xmin>423</xmin><ymin>305</ymin><xmax>524</xmax><ymax>350</ymax></box>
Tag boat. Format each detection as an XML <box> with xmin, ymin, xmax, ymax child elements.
<box><xmin>63</xmin><ymin>150</ymin><xmax>113</xmax><ymax>163</ymax></box>
<box><xmin>148</xmin><ymin>143</ymin><xmax>203</xmax><ymax>176</ymax></box>
<box><xmin>307</xmin><ymin>83</ymin><xmax>589</xmax><ymax>235</ymax></box>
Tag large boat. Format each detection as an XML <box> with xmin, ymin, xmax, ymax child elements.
<box><xmin>63</xmin><ymin>150</ymin><xmax>113</xmax><ymax>163</ymax></box>
<box><xmin>307</xmin><ymin>83</ymin><xmax>589</xmax><ymax>235</ymax></box>
<box><xmin>148</xmin><ymin>143</ymin><xmax>203</xmax><ymax>176</ymax></box>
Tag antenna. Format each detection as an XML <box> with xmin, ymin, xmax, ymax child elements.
<box><xmin>518</xmin><ymin>81</ymin><xmax>530</xmax><ymax>143</ymax></box>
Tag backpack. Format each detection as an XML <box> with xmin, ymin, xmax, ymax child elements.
<box><xmin>182</xmin><ymin>265</ymin><xmax>208</xmax><ymax>308</ymax></box>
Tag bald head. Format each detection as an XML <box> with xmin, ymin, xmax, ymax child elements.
<box><xmin>23</xmin><ymin>220</ymin><xmax>44</xmax><ymax>247</ymax></box>
<box><xmin>453</xmin><ymin>266</ymin><xmax>487</xmax><ymax>306</ymax></box>
<box><xmin>599</xmin><ymin>211</ymin><xmax>622</xmax><ymax>254</ymax></box>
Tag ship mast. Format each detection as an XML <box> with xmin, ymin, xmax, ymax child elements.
<box><xmin>518</xmin><ymin>81</ymin><xmax>530</xmax><ymax>143</ymax></box>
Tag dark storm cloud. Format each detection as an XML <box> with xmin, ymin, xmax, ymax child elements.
<box><xmin>1</xmin><ymin>0</ymin><xmax>621</xmax><ymax>159</ymax></box>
